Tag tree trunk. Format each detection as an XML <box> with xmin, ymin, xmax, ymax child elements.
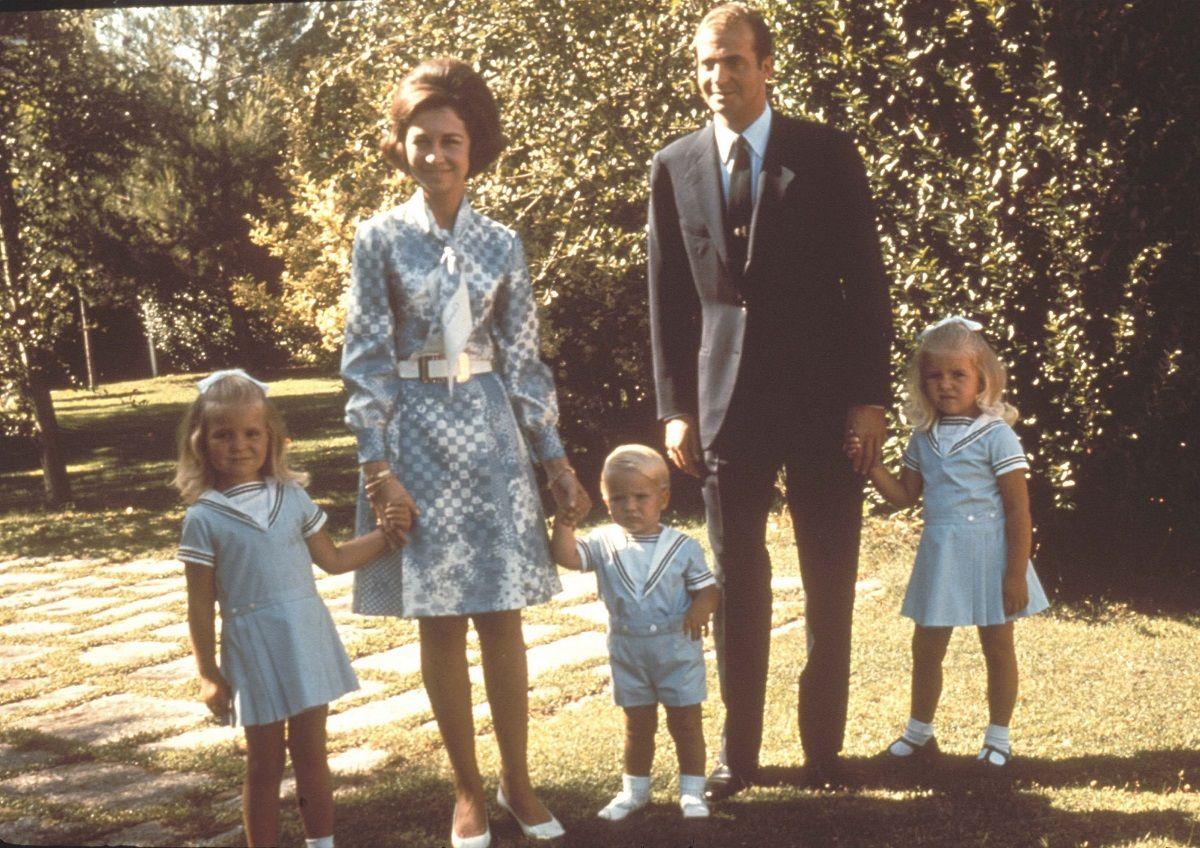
<box><xmin>0</xmin><ymin>129</ymin><xmax>73</xmax><ymax>507</ymax></box>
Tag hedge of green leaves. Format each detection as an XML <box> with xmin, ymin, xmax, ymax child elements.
<box><xmin>249</xmin><ymin>0</ymin><xmax>1199</xmax><ymax>594</ymax></box>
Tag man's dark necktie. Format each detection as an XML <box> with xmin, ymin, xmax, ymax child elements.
<box><xmin>727</xmin><ymin>135</ymin><xmax>751</xmax><ymax>277</ymax></box>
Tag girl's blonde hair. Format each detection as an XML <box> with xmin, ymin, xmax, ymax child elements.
<box><xmin>601</xmin><ymin>444</ymin><xmax>670</xmax><ymax>493</ymax></box>
<box><xmin>172</xmin><ymin>373</ymin><xmax>307</xmax><ymax>503</ymax></box>
<box><xmin>903</xmin><ymin>320</ymin><xmax>1019</xmax><ymax>431</ymax></box>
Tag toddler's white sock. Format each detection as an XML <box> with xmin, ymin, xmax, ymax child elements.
<box><xmin>598</xmin><ymin>773</ymin><xmax>651</xmax><ymax>821</ymax></box>
<box><xmin>978</xmin><ymin>723</ymin><xmax>1011</xmax><ymax>764</ymax></box>
<box><xmin>305</xmin><ymin>836</ymin><xmax>334</xmax><ymax>848</ymax></box>
<box><xmin>678</xmin><ymin>773</ymin><xmax>709</xmax><ymax>819</ymax></box>
<box><xmin>889</xmin><ymin>717</ymin><xmax>934</xmax><ymax>756</ymax></box>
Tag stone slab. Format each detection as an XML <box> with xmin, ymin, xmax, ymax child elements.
<box><xmin>196</xmin><ymin>825</ymin><xmax>245</xmax><ymax>847</ymax></box>
<box><xmin>0</xmin><ymin>570</ymin><xmax>60</xmax><ymax>589</ymax></box>
<box><xmin>0</xmin><ymin>676</ymin><xmax>49</xmax><ymax>698</ymax></box>
<box><xmin>140</xmin><ymin>723</ymin><xmax>237</xmax><ymax>752</ymax></box>
<box><xmin>0</xmin><ymin>743</ymin><xmax>58</xmax><ymax>773</ymax></box>
<box><xmin>46</xmin><ymin>558</ymin><xmax>104</xmax><ymax>572</ymax></box>
<box><xmin>315</xmin><ymin>571</ymin><xmax>354</xmax><ymax>593</ymax></box>
<box><xmin>561</xmin><ymin>600</ymin><xmax>609</xmax><ymax>626</ymax></box>
<box><xmin>148</xmin><ymin>621</ymin><xmax>191</xmax><ymax>640</ymax></box>
<box><xmin>56</xmin><ymin>575</ymin><xmax>121</xmax><ymax>591</ymax></box>
<box><xmin>26</xmin><ymin>595</ymin><xmax>115</xmax><ymax>618</ymax></box>
<box><xmin>329</xmin><ymin>745</ymin><xmax>389</xmax><ymax>775</ymax></box>
<box><xmin>129</xmin><ymin>655</ymin><xmax>195</xmax><ymax>682</ymax></box>
<box><xmin>553</xmin><ymin>571</ymin><xmax>598</xmax><ymax>603</ymax></box>
<box><xmin>0</xmin><ymin>643</ymin><xmax>51</xmax><ymax>664</ymax></box>
<box><xmin>352</xmin><ymin>643</ymin><xmax>421</xmax><ymax>676</ymax></box>
<box><xmin>0</xmin><ymin>587</ymin><xmax>70</xmax><ymax>610</ymax></box>
<box><xmin>0</xmin><ymin>620</ymin><xmax>74</xmax><ymax>638</ymax></box>
<box><xmin>19</xmin><ymin>693</ymin><xmax>208</xmax><ymax>745</ymax></box>
<box><xmin>525</xmin><ymin>631</ymin><xmax>610</xmax><ymax>680</ymax></box>
<box><xmin>0</xmin><ymin>813</ymin><xmax>82</xmax><ymax>846</ymax></box>
<box><xmin>127</xmin><ymin>577</ymin><xmax>184</xmax><ymax>596</ymax></box>
<box><xmin>11</xmin><ymin>683</ymin><xmax>100</xmax><ymax>713</ymax></box>
<box><xmin>94</xmin><ymin>819</ymin><xmax>181</xmax><ymax>847</ymax></box>
<box><xmin>110</xmin><ymin>558</ymin><xmax>183</xmax><ymax>577</ymax></box>
<box><xmin>0</xmin><ymin>760</ymin><xmax>206</xmax><ymax>808</ymax></box>
<box><xmin>99</xmin><ymin>594</ymin><xmax>186</xmax><ymax>620</ymax></box>
<box><xmin>74</xmin><ymin>611</ymin><xmax>174</xmax><ymax>641</ymax></box>
<box><xmin>328</xmin><ymin>689</ymin><xmax>432</xmax><ymax>734</ymax></box>
<box><xmin>79</xmin><ymin>640</ymin><xmax>178</xmax><ymax>667</ymax></box>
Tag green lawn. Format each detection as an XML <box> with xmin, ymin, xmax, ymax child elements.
<box><xmin>1</xmin><ymin>372</ymin><xmax>1198</xmax><ymax>847</ymax></box>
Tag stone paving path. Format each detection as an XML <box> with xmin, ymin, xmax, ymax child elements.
<box><xmin>0</xmin><ymin>554</ymin><xmax>883</xmax><ymax>846</ymax></box>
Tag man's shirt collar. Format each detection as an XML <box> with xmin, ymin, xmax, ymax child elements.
<box><xmin>714</xmin><ymin>104</ymin><xmax>773</xmax><ymax>164</ymax></box>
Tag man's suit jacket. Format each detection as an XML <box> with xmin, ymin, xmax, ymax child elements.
<box><xmin>648</xmin><ymin>112</ymin><xmax>892</xmax><ymax>450</ymax></box>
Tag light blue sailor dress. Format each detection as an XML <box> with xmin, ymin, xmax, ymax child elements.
<box><xmin>576</xmin><ymin>524</ymin><xmax>717</xmax><ymax>707</ymax></box>
<box><xmin>900</xmin><ymin>414</ymin><xmax>1050</xmax><ymax>627</ymax></box>
<box><xmin>341</xmin><ymin>192</ymin><xmax>564</xmax><ymax>618</ymax></box>
<box><xmin>177</xmin><ymin>479</ymin><xmax>359</xmax><ymax>726</ymax></box>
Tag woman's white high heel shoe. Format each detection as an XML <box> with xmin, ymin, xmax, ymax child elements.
<box><xmin>496</xmin><ymin>785</ymin><xmax>565</xmax><ymax>840</ymax></box>
<box><xmin>449</xmin><ymin>809</ymin><xmax>491</xmax><ymax>848</ymax></box>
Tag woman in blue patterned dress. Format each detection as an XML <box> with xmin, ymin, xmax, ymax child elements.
<box><xmin>340</xmin><ymin>58</ymin><xmax>590</xmax><ymax>847</ymax></box>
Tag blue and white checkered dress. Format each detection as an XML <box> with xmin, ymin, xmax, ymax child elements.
<box><xmin>341</xmin><ymin>192</ymin><xmax>564</xmax><ymax>617</ymax></box>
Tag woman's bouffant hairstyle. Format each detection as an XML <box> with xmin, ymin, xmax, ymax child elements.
<box><xmin>172</xmin><ymin>373</ymin><xmax>307</xmax><ymax>504</ymax></box>
<box><xmin>380</xmin><ymin>57</ymin><xmax>505</xmax><ymax>177</ymax></box>
<box><xmin>601</xmin><ymin>444</ymin><xmax>671</xmax><ymax>494</ymax></box>
<box><xmin>904</xmin><ymin>320</ymin><xmax>1019</xmax><ymax>432</ymax></box>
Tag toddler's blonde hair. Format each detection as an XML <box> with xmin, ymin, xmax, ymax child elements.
<box><xmin>904</xmin><ymin>321</ymin><xmax>1019</xmax><ymax>431</ymax></box>
<box><xmin>172</xmin><ymin>373</ymin><xmax>307</xmax><ymax>503</ymax></box>
<box><xmin>601</xmin><ymin>444</ymin><xmax>670</xmax><ymax>493</ymax></box>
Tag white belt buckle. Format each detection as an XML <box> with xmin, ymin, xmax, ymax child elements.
<box><xmin>454</xmin><ymin>352</ymin><xmax>471</xmax><ymax>383</ymax></box>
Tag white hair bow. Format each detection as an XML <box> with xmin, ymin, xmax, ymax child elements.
<box><xmin>196</xmin><ymin>369</ymin><xmax>270</xmax><ymax>396</ymax></box>
<box><xmin>918</xmin><ymin>315</ymin><xmax>983</xmax><ymax>340</ymax></box>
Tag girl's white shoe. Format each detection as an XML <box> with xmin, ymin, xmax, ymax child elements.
<box><xmin>496</xmin><ymin>785</ymin><xmax>565</xmax><ymax>840</ymax></box>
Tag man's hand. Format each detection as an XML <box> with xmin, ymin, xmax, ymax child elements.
<box><xmin>845</xmin><ymin>406</ymin><xmax>886</xmax><ymax>475</ymax></box>
<box><xmin>665</xmin><ymin>416</ymin><xmax>702</xmax><ymax>478</ymax></box>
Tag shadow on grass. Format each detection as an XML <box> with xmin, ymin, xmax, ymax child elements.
<box><xmin>328</xmin><ymin>763</ymin><xmax>1198</xmax><ymax>848</ymax></box>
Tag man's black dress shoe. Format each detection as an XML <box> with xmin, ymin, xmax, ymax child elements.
<box><xmin>703</xmin><ymin>764</ymin><xmax>753</xmax><ymax>802</ymax></box>
<box><xmin>802</xmin><ymin>755</ymin><xmax>846</xmax><ymax>789</ymax></box>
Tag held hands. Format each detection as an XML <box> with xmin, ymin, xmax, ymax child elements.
<box><xmin>199</xmin><ymin>672</ymin><xmax>232</xmax><ymax>724</ymax></box>
<box><xmin>1003</xmin><ymin>568</ymin><xmax>1029</xmax><ymax>617</ymax></box>
<box><xmin>547</xmin><ymin>461</ymin><xmax>592</xmax><ymax>526</ymax></box>
<box><xmin>665</xmin><ymin>416</ymin><xmax>702</xmax><ymax>477</ymax></box>
<box><xmin>844</xmin><ymin>406</ymin><xmax>887</xmax><ymax>475</ymax></box>
<box><xmin>365</xmin><ymin>472</ymin><xmax>419</xmax><ymax>548</ymax></box>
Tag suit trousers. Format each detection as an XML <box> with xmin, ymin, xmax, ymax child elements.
<box><xmin>703</xmin><ymin>410</ymin><xmax>864</xmax><ymax>775</ymax></box>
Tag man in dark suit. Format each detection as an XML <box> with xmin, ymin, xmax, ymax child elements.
<box><xmin>647</xmin><ymin>2</ymin><xmax>893</xmax><ymax>799</ymax></box>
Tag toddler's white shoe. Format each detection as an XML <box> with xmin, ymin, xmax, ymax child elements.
<box><xmin>679</xmin><ymin>792</ymin><xmax>710</xmax><ymax>819</ymax></box>
<box><xmin>597</xmin><ymin>789</ymin><xmax>650</xmax><ymax>821</ymax></box>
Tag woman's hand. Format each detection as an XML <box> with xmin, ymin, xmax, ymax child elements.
<box><xmin>365</xmin><ymin>472</ymin><xmax>419</xmax><ymax>548</ymax></box>
<box><xmin>546</xmin><ymin>461</ymin><xmax>591</xmax><ymax>526</ymax></box>
<box><xmin>199</xmin><ymin>672</ymin><xmax>232</xmax><ymax>723</ymax></box>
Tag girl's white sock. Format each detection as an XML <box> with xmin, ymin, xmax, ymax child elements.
<box><xmin>305</xmin><ymin>837</ymin><xmax>334</xmax><ymax>848</ymax></box>
<box><xmin>678</xmin><ymin>773</ymin><xmax>709</xmax><ymax>819</ymax></box>
<box><xmin>597</xmin><ymin>773</ymin><xmax>650</xmax><ymax>821</ymax></box>
<box><xmin>981</xmin><ymin>723</ymin><xmax>1011</xmax><ymax>753</ymax></box>
<box><xmin>889</xmin><ymin>717</ymin><xmax>934</xmax><ymax>756</ymax></box>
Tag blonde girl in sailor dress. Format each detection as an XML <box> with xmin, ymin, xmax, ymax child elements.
<box><xmin>846</xmin><ymin>317</ymin><xmax>1049</xmax><ymax>772</ymax></box>
<box><xmin>551</xmin><ymin>446</ymin><xmax>720</xmax><ymax>821</ymax></box>
<box><xmin>340</xmin><ymin>59</ymin><xmax>591</xmax><ymax>847</ymax></box>
<box><xmin>175</xmin><ymin>370</ymin><xmax>392</xmax><ymax>848</ymax></box>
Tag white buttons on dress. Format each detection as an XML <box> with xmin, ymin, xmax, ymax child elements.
<box><xmin>967</xmin><ymin>515</ymin><xmax>975</xmax><ymax>522</ymax></box>
<box><xmin>649</xmin><ymin>624</ymin><xmax>658</xmax><ymax>633</ymax></box>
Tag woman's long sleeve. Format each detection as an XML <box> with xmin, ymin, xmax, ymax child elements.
<box><xmin>341</xmin><ymin>220</ymin><xmax>404</xmax><ymax>464</ymax></box>
<box><xmin>490</xmin><ymin>233</ymin><xmax>565</xmax><ymax>463</ymax></box>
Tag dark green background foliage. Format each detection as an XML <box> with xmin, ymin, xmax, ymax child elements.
<box><xmin>5</xmin><ymin>1</ymin><xmax>1198</xmax><ymax>597</ymax></box>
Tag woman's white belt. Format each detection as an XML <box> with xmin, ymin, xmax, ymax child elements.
<box><xmin>397</xmin><ymin>352</ymin><xmax>493</xmax><ymax>383</ymax></box>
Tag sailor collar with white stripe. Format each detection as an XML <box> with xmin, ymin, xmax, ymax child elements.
<box><xmin>399</xmin><ymin>191</ymin><xmax>476</xmax><ymax>242</ymax></box>
<box><xmin>927</xmin><ymin>413</ymin><xmax>1004</xmax><ymax>457</ymax></box>
<box><xmin>600</xmin><ymin>524</ymin><xmax>689</xmax><ymax>600</ymax></box>
<box><xmin>195</xmin><ymin>477</ymin><xmax>285</xmax><ymax>531</ymax></box>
